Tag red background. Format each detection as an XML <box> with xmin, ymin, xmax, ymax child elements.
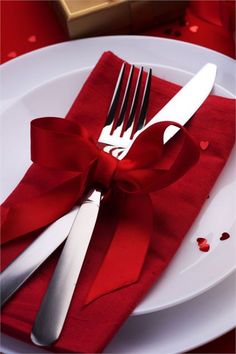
<box><xmin>0</xmin><ymin>0</ymin><xmax>235</xmax><ymax>353</ymax></box>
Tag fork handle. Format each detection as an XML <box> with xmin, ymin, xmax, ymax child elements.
<box><xmin>31</xmin><ymin>189</ymin><xmax>102</xmax><ymax>346</ymax></box>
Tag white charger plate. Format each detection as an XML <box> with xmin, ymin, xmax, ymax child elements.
<box><xmin>1</xmin><ymin>36</ymin><xmax>236</xmax><ymax>353</ymax></box>
<box><xmin>1</xmin><ymin>36</ymin><xmax>235</xmax><ymax>315</ymax></box>
<box><xmin>1</xmin><ymin>273</ymin><xmax>236</xmax><ymax>354</ymax></box>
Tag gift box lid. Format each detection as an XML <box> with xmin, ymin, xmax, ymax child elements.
<box><xmin>52</xmin><ymin>0</ymin><xmax>188</xmax><ymax>38</ymax></box>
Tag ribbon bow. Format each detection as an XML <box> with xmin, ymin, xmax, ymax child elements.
<box><xmin>1</xmin><ymin>117</ymin><xmax>199</xmax><ymax>303</ymax></box>
<box><xmin>31</xmin><ymin>117</ymin><xmax>199</xmax><ymax>191</ymax></box>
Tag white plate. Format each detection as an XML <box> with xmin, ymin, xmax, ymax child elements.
<box><xmin>1</xmin><ymin>36</ymin><xmax>236</xmax><ymax>353</ymax></box>
<box><xmin>1</xmin><ymin>36</ymin><xmax>235</xmax><ymax>316</ymax></box>
<box><xmin>1</xmin><ymin>272</ymin><xmax>236</xmax><ymax>354</ymax></box>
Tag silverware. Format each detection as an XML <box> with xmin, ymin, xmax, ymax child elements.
<box><xmin>31</xmin><ymin>62</ymin><xmax>217</xmax><ymax>346</ymax></box>
<box><xmin>31</xmin><ymin>62</ymin><xmax>152</xmax><ymax>345</ymax></box>
<box><xmin>0</xmin><ymin>62</ymin><xmax>217</xmax><ymax>337</ymax></box>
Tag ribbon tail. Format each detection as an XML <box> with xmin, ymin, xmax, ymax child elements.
<box><xmin>84</xmin><ymin>193</ymin><xmax>153</xmax><ymax>305</ymax></box>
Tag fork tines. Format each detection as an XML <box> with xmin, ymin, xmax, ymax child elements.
<box><xmin>104</xmin><ymin>63</ymin><xmax>152</xmax><ymax>139</ymax></box>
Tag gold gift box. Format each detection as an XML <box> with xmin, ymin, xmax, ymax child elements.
<box><xmin>51</xmin><ymin>0</ymin><xmax>188</xmax><ymax>39</ymax></box>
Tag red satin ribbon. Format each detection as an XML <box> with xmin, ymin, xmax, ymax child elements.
<box><xmin>1</xmin><ymin>117</ymin><xmax>199</xmax><ymax>302</ymax></box>
<box><xmin>31</xmin><ymin>118</ymin><xmax>199</xmax><ymax>192</ymax></box>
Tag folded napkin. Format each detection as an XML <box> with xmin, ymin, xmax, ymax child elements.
<box><xmin>1</xmin><ymin>52</ymin><xmax>235</xmax><ymax>353</ymax></box>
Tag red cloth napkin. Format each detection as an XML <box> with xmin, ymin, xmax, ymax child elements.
<box><xmin>1</xmin><ymin>52</ymin><xmax>235</xmax><ymax>353</ymax></box>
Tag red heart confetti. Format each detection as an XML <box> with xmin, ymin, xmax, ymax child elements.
<box><xmin>199</xmin><ymin>243</ymin><xmax>210</xmax><ymax>252</ymax></box>
<box><xmin>220</xmin><ymin>232</ymin><xmax>230</xmax><ymax>241</ymax></box>
<box><xmin>179</xmin><ymin>17</ymin><xmax>187</xmax><ymax>27</ymax></box>
<box><xmin>174</xmin><ymin>30</ymin><xmax>182</xmax><ymax>37</ymax></box>
<box><xmin>189</xmin><ymin>25</ymin><xmax>199</xmax><ymax>33</ymax></box>
<box><xmin>7</xmin><ymin>51</ymin><xmax>17</xmax><ymax>58</ymax></box>
<box><xmin>197</xmin><ymin>237</ymin><xmax>206</xmax><ymax>244</ymax></box>
<box><xmin>200</xmin><ymin>140</ymin><xmax>209</xmax><ymax>150</ymax></box>
<box><xmin>28</xmin><ymin>35</ymin><xmax>37</xmax><ymax>43</ymax></box>
<box><xmin>163</xmin><ymin>28</ymin><xmax>172</xmax><ymax>35</ymax></box>
<box><xmin>196</xmin><ymin>237</ymin><xmax>210</xmax><ymax>252</ymax></box>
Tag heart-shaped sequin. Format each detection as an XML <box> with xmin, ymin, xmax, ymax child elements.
<box><xmin>7</xmin><ymin>51</ymin><xmax>17</xmax><ymax>58</ymax></box>
<box><xmin>197</xmin><ymin>237</ymin><xmax>210</xmax><ymax>252</ymax></box>
<box><xmin>28</xmin><ymin>35</ymin><xmax>37</xmax><ymax>43</ymax></box>
<box><xmin>200</xmin><ymin>140</ymin><xmax>209</xmax><ymax>150</ymax></box>
<box><xmin>189</xmin><ymin>25</ymin><xmax>199</xmax><ymax>33</ymax></box>
<box><xmin>220</xmin><ymin>232</ymin><xmax>230</xmax><ymax>241</ymax></box>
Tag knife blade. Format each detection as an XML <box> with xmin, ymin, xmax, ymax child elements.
<box><xmin>30</xmin><ymin>63</ymin><xmax>217</xmax><ymax>346</ymax></box>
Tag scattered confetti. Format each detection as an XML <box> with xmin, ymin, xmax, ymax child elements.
<box><xmin>174</xmin><ymin>30</ymin><xmax>181</xmax><ymax>37</ymax></box>
<box><xmin>199</xmin><ymin>243</ymin><xmax>210</xmax><ymax>252</ymax></box>
<box><xmin>7</xmin><ymin>51</ymin><xmax>17</xmax><ymax>58</ymax></box>
<box><xmin>197</xmin><ymin>237</ymin><xmax>206</xmax><ymax>244</ymax></box>
<box><xmin>179</xmin><ymin>18</ymin><xmax>186</xmax><ymax>27</ymax></box>
<box><xmin>189</xmin><ymin>25</ymin><xmax>199</xmax><ymax>33</ymax></box>
<box><xmin>163</xmin><ymin>28</ymin><xmax>172</xmax><ymax>35</ymax></box>
<box><xmin>200</xmin><ymin>140</ymin><xmax>209</xmax><ymax>150</ymax></box>
<box><xmin>28</xmin><ymin>35</ymin><xmax>37</xmax><ymax>43</ymax></box>
<box><xmin>196</xmin><ymin>237</ymin><xmax>210</xmax><ymax>252</ymax></box>
<box><xmin>220</xmin><ymin>232</ymin><xmax>230</xmax><ymax>241</ymax></box>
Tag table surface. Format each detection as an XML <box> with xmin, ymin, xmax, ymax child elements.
<box><xmin>1</xmin><ymin>1</ymin><xmax>235</xmax><ymax>353</ymax></box>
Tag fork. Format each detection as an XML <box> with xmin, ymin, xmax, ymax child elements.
<box><xmin>31</xmin><ymin>63</ymin><xmax>152</xmax><ymax>346</ymax></box>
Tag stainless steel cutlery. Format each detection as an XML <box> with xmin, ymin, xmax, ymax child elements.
<box><xmin>31</xmin><ymin>63</ymin><xmax>153</xmax><ymax>345</ymax></box>
<box><xmin>0</xmin><ymin>62</ymin><xmax>217</xmax><ymax>346</ymax></box>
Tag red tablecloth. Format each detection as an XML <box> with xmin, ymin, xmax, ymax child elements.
<box><xmin>1</xmin><ymin>1</ymin><xmax>235</xmax><ymax>353</ymax></box>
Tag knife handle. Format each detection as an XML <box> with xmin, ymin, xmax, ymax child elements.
<box><xmin>31</xmin><ymin>189</ymin><xmax>101</xmax><ymax>346</ymax></box>
<box><xmin>0</xmin><ymin>206</ymin><xmax>79</xmax><ymax>307</ymax></box>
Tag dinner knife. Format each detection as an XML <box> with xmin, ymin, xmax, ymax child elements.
<box><xmin>31</xmin><ymin>63</ymin><xmax>217</xmax><ymax>346</ymax></box>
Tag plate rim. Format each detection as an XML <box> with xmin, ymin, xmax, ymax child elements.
<box><xmin>1</xmin><ymin>35</ymin><xmax>236</xmax><ymax>70</ymax></box>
